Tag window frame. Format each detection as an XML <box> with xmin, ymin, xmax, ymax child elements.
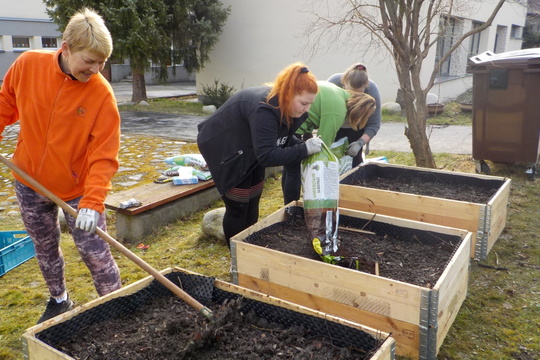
<box><xmin>12</xmin><ymin>36</ymin><xmax>31</xmax><ymax>51</ymax></box>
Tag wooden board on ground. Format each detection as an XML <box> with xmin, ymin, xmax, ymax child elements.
<box><xmin>105</xmin><ymin>180</ymin><xmax>214</xmax><ymax>215</ymax></box>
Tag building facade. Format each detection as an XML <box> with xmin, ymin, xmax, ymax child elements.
<box><xmin>1</xmin><ymin>0</ymin><xmax>528</xmax><ymax>101</ymax></box>
<box><xmin>196</xmin><ymin>0</ymin><xmax>528</xmax><ymax>103</ymax></box>
<box><xmin>0</xmin><ymin>1</ymin><xmax>61</xmax><ymax>79</ymax></box>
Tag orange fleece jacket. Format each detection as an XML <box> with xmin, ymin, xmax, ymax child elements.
<box><xmin>0</xmin><ymin>49</ymin><xmax>120</xmax><ymax>213</ymax></box>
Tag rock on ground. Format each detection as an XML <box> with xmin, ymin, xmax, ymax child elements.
<box><xmin>381</xmin><ymin>102</ymin><xmax>402</xmax><ymax>114</ymax></box>
<box><xmin>201</xmin><ymin>207</ymin><xmax>225</xmax><ymax>242</ymax></box>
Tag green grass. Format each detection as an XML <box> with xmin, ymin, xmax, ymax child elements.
<box><xmin>383</xmin><ymin>101</ymin><xmax>473</xmax><ymax>126</ymax></box>
<box><xmin>118</xmin><ymin>96</ymin><xmax>206</xmax><ymax>115</ymax></box>
<box><xmin>1</xmin><ymin>98</ymin><xmax>539</xmax><ymax>359</ymax></box>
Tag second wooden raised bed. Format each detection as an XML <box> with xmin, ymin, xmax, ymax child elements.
<box><xmin>339</xmin><ymin>162</ymin><xmax>511</xmax><ymax>260</ymax></box>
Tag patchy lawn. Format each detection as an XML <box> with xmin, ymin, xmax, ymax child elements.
<box><xmin>1</xmin><ymin>108</ymin><xmax>539</xmax><ymax>359</ymax></box>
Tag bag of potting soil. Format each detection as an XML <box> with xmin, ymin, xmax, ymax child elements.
<box><xmin>168</xmin><ymin>166</ymin><xmax>199</xmax><ymax>185</ymax></box>
<box><xmin>329</xmin><ymin>137</ymin><xmax>353</xmax><ymax>175</ymax></box>
<box><xmin>164</xmin><ymin>154</ymin><xmax>208</xmax><ymax>170</ymax></box>
<box><xmin>193</xmin><ymin>169</ymin><xmax>212</xmax><ymax>181</ymax></box>
<box><xmin>301</xmin><ymin>141</ymin><xmax>340</xmax><ymax>261</ymax></box>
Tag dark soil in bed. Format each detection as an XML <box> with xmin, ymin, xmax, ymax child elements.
<box><xmin>57</xmin><ymin>296</ymin><xmax>378</xmax><ymax>360</ymax></box>
<box><xmin>350</xmin><ymin>171</ymin><xmax>499</xmax><ymax>203</ymax></box>
<box><xmin>248</xmin><ymin>215</ymin><xmax>460</xmax><ymax>288</ymax></box>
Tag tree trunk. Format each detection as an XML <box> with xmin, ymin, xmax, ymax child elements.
<box><xmin>400</xmin><ymin>89</ymin><xmax>437</xmax><ymax>168</ymax></box>
<box><xmin>395</xmin><ymin>59</ymin><xmax>437</xmax><ymax>169</ymax></box>
<box><xmin>131</xmin><ymin>71</ymin><xmax>148</xmax><ymax>103</ymax></box>
<box><xmin>404</xmin><ymin>115</ymin><xmax>437</xmax><ymax>168</ymax></box>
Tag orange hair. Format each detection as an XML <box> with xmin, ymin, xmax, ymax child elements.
<box><xmin>266</xmin><ymin>62</ymin><xmax>318</xmax><ymax>127</ymax></box>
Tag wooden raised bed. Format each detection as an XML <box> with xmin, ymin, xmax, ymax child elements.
<box><xmin>231</xmin><ymin>203</ymin><xmax>472</xmax><ymax>359</ymax></box>
<box><xmin>339</xmin><ymin>162</ymin><xmax>511</xmax><ymax>260</ymax></box>
<box><xmin>22</xmin><ymin>267</ymin><xmax>395</xmax><ymax>360</ymax></box>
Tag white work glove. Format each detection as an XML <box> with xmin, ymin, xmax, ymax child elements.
<box><xmin>75</xmin><ymin>208</ymin><xmax>100</xmax><ymax>233</ymax></box>
<box><xmin>346</xmin><ymin>138</ymin><xmax>366</xmax><ymax>157</ymax></box>
<box><xmin>305</xmin><ymin>137</ymin><xmax>324</xmax><ymax>155</ymax></box>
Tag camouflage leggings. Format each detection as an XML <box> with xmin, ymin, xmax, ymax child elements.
<box><xmin>15</xmin><ymin>181</ymin><xmax>122</xmax><ymax>297</ymax></box>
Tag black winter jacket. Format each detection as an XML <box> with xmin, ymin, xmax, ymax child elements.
<box><xmin>197</xmin><ymin>86</ymin><xmax>308</xmax><ymax>195</ymax></box>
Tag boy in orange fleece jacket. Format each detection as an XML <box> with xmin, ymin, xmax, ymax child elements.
<box><xmin>0</xmin><ymin>8</ymin><xmax>122</xmax><ymax>323</ymax></box>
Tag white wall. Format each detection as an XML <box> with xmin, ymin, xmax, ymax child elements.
<box><xmin>197</xmin><ymin>0</ymin><xmax>528</xmax><ymax>103</ymax></box>
<box><xmin>195</xmin><ymin>0</ymin><xmax>400</xmax><ymax>103</ymax></box>
<box><xmin>2</xmin><ymin>0</ymin><xmax>50</xmax><ymax>19</ymax></box>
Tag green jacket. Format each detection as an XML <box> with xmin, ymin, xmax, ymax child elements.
<box><xmin>297</xmin><ymin>81</ymin><xmax>351</xmax><ymax>146</ymax></box>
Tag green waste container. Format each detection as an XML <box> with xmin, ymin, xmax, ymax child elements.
<box><xmin>466</xmin><ymin>49</ymin><xmax>540</xmax><ymax>179</ymax></box>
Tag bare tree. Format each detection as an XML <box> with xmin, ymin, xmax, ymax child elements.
<box><xmin>303</xmin><ymin>0</ymin><xmax>506</xmax><ymax>167</ymax></box>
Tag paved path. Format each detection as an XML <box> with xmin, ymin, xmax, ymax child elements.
<box><xmin>112</xmin><ymin>81</ymin><xmax>196</xmax><ymax>103</ymax></box>
<box><xmin>113</xmin><ymin>82</ymin><xmax>472</xmax><ymax>154</ymax></box>
<box><xmin>119</xmin><ymin>111</ymin><xmax>204</xmax><ymax>141</ymax></box>
<box><xmin>371</xmin><ymin>124</ymin><xmax>472</xmax><ymax>155</ymax></box>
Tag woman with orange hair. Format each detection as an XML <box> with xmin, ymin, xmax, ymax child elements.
<box><xmin>197</xmin><ymin>63</ymin><xmax>321</xmax><ymax>247</ymax></box>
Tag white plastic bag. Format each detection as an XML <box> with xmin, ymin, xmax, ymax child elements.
<box><xmin>164</xmin><ymin>154</ymin><xmax>208</xmax><ymax>170</ymax></box>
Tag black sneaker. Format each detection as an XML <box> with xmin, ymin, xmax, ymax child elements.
<box><xmin>36</xmin><ymin>296</ymin><xmax>74</xmax><ymax>324</ymax></box>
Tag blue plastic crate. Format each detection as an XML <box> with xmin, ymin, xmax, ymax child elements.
<box><xmin>0</xmin><ymin>231</ymin><xmax>35</xmax><ymax>276</ymax></box>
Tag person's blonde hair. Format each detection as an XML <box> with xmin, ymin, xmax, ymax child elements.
<box><xmin>63</xmin><ymin>8</ymin><xmax>113</xmax><ymax>58</ymax></box>
<box><xmin>266</xmin><ymin>62</ymin><xmax>318</xmax><ymax>127</ymax></box>
<box><xmin>346</xmin><ymin>92</ymin><xmax>376</xmax><ymax>130</ymax></box>
<box><xmin>342</xmin><ymin>63</ymin><xmax>369</xmax><ymax>91</ymax></box>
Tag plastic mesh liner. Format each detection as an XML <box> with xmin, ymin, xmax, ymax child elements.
<box><xmin>35</xmin><ymin>271</ymin><xmax>384</xmax><ymax>355</ymax></box>
<box><xmin>212</xmin><ymin>287</ymin><xmax>382</xmax><ymax>351</ymax></box>
<box><xmin>341</xmin><ymin>163</ymin><xmax>504</xmax><ymax>193</ymax></box>
<box><xmin>244</xmin><ymin>206</ymin><xmax>465</xmax><ymax>279</ymax></box>
<box><xmin>35</xmin><ymin>272</ymin><xmax>214</xmax><ymax>347</ymax></box>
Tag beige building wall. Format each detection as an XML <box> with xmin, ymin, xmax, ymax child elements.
<box><xmin>197</xmin><ymin>0</ymin><xmax>528</xmax><ymax>103</ymax></box>
<box><xmin>195</xmin><ymin>0</ymin><xmax>400</xmax><ymax>103</ymax></box>
<box><xmin>2</xmin><ymin>0</ymin><xmax>49</xmax><ymax>18</ymax></box>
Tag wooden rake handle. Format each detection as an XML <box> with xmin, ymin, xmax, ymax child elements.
<box><xmin>0</xmin><ymin>154</ymin><xmax>213</xmax><ymax>320</ymax></box>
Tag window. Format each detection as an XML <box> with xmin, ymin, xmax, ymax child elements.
<box><xmin>494</xmin><ymin>25</ymin><xmax>507</xmax><ymax>53</ymax></box>
<box><xmin>42</xmin><ymin>37</ymin><xmax>58</xmax><ymax>48</ymax></box>
<box><xmin>435</xmin><ymin>15</ymin><xmax>471</xmax><ymax>80</ymax></box>
<box><xmin>435</xmin><ymin>16</ymin><xmax>456</xmax><ymax>77</ymax></box>
<box><xmin>511</xmin><ymin>25</ymin><xmax>523</xmax><ymax>39</ymax></box>
<box><xmin>12</xmin><ymin>36</ymin><xmax>30</xmax><ymax>49</ymax></box>
<box><xmin>469</xmin><ymin>22</ymin><xmax>483</xmax><ymax>57</ymax></box>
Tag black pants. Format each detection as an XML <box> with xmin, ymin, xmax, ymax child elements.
<box><xmin>282</xmin><ymin>159</ymin><xmax>302</xmax><ymax>205</ymax></box>
<box><xmin>222</xmin><ymin>165</ymin><xmax>265</xmax><ymax>247</ymax></box>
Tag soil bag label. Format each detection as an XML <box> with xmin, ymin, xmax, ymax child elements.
<box><xmin>301</xmin><ymin>141</ymin><xmax>340</xmax><ymax>257</ymax></box>
<box><xmin>302</xmin><ymin>149</ymin><xmax>339</xmax><ymax>207</ymax></box>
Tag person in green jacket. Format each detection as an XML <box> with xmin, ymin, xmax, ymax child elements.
<box><xmin>281</xmin><ymin>81</ymin><xmax>376</xmax><ymax>204</ymax></box>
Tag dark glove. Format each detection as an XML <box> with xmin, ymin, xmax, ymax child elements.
<box><xmin>305</xmin><ymin>137</ymin><xmax>324</xmax><ymax>155</ymax></box>
<box><xmin>75</xmin><ymin>208</ymin><xmax>100</xmax><ymax>233</ymax></box>
<box><xmin>346</xmin><ymin>138</ymin><xmax>366</xmax><ymax>157</ymax></box>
